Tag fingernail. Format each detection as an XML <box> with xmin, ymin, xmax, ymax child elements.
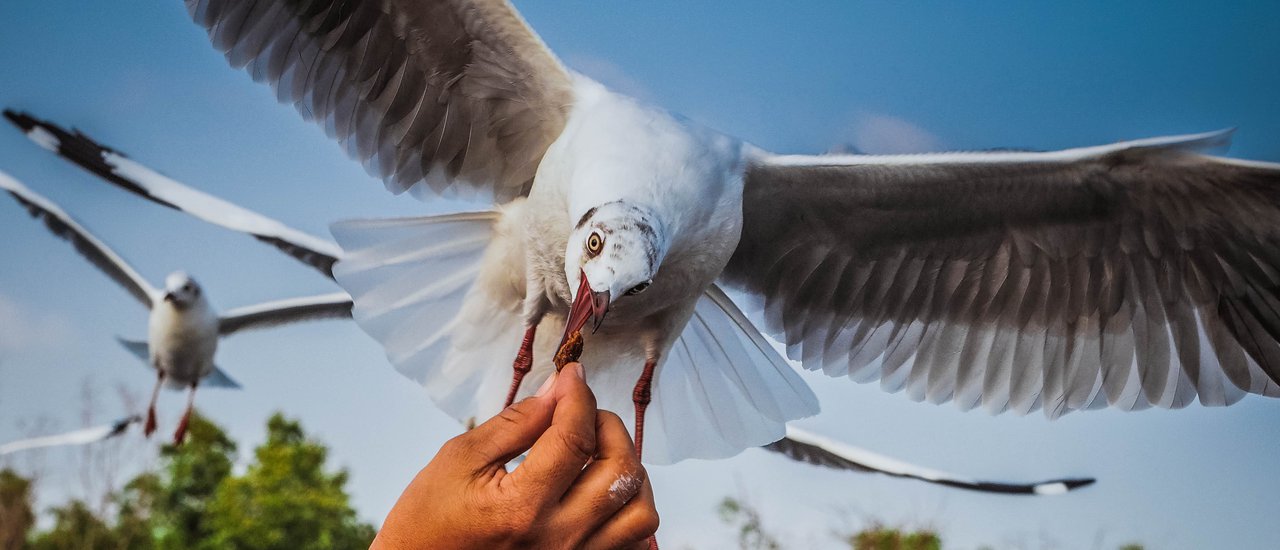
<box><xmin>535</xmin><ymin>372</ymin><xmax>557</xmax><ymax>397</ymax></box>
<box><xmin>572</xmin><ymin>362</ymin><xmax>585</xmax><ymax>382</ymax></box>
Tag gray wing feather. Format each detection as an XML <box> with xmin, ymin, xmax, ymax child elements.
<box><xmin>202</xmin><ymin>367</ymin><xmax>242</xmax><ymax>389</ymax></box>
<box><xmin>186</xmin><ymin>0</ymin><xmax>575</xmax><ymax>202</ymax></box>
<box><xmin>218</xmin><ymin>292</ymin><xmax>353</xmax><ymax>336</ymax></box>
<box><xmin>725</xmin><ymin>134</ymin><xmax>1280</xmax><ymax>417</ymax></box>
<box><xmin>0</xmin><ymin>172</ymin><xmax>156</xmax><ymax>308</ymax></box>
<box><xmin>115</xmin><ymin>337</ymin><xmax>150</xmax><ymax>361</ymax></box>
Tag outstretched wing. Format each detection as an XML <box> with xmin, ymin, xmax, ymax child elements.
<box><xmin>4</xmin><ymin>110</ymin><xmax>342</xmax><ymax>279</ymax></box>
<box><xmin>0</xmin><ymin>171</ymin><xmax>157</xmax><ymax>308</ymax></box>
<box><xmin>186</xmin><ymin>0</ymin><xmax>575</xmax><ymax>202</ymax></box>
<box><xmin>0</xmin><ymin>416</ymin><xmax>142</xmax><ymax>456</ymax></box>
<box><xmin>218</xmin><ymin>292</ymin><xmax>353</xmax><ymax>336</ymax></box>
<box><xmin>724</xmin><ymin>131</ymin><xmax>1280</xmax><ymax>417</ymax></box>
<box><xmin>763</xmin><ymin>426</ymin><xmax>1095</xmax><ymax>496</ymax></box>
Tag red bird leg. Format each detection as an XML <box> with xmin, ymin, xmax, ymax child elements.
<box><xmin>631</xmin><ymin>358</ymin><xmax>658</xmax><ymax>460</ymax></box>
<box><xmin>173</xmin><ymin>382</ymin><xmax>198</xmax><ymax>446</ymax></box>
<box><xmin>504</xmin><ymin>326</ymin><xmax>538</xmax><ymax>408</ymax></box>
<box><xmin>144</xmin><ymin>371</ymin><xmax>163</xmax><ymax>437</ymax></box>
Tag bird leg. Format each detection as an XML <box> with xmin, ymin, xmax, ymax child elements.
<box><xmin>144</xmin><ymin>371</ymin><xmax>164</xmax><ymax>437</ymax></box>
<box><xmin>504</xmin><ymin>325</ymin><xmax>538</xmax><ymax>408</ymax></box>
<box><xmin>631</xmin><ymin>357</ymin><xmax>658</xmax><ymax>460</ymax></box>
<box><xmin>172</xmin><ymin>382</ymin><xmax>198</xmax><ymax>446</ymax></box>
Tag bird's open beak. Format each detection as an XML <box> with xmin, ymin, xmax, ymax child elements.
<box><xmin>162</xmin><ymin>292</ymin><xmax>175</xmax><ymax>303</ymax></box>
<box><xmin>561</xmin><ymin>269</ymin><xmax>610</xmax><ymax>347</ymax></box>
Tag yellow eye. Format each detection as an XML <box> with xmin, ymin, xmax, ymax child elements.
<box><xmin>586</xmin><ymin>232</ymin><xmax>604</xmax><ymax>256</ymax></box>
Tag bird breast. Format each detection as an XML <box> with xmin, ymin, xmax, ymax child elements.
<box><xmin>147</xmin><ymin>299</ymin><xmax>219</xmax><ymax>383</ymax></box>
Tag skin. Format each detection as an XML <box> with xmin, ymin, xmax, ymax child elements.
<box><xmin>373</xmin><ymin>363</ymin><xmax>659</xmax><ymax>550</ymax></box>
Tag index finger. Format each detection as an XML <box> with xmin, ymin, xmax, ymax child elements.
<box><xmin>504</xmin><ymin>362</ymin><xmax>597</xmax><ymax>503</ymax></box>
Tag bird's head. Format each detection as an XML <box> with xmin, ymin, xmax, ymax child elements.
<box><xmin>162</xmin><ymin>271</ymin><xmax>202</xmax><ymax>308</ymax></box>
<box><xmin>562</xmin><ymin>201</ymin><xmax>666</xmax><ymax>340</ymax></box>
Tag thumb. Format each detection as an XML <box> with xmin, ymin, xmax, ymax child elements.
<box><xmin>455</xmin><ymin>373</ymin><xmax>560</xmax><ymax>472</ymax></box>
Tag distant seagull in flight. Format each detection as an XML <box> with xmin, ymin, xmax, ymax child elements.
<box><xmin>0</xmin><ymin>415</ymin><xmax>141</xmax><ymax>457</ymax></box>
<box><xmin>0</xmin><ymin>172</ymin><xmax>352</xmax><ymax>445</ymax></box>
<box><xmin>177</xmin><ymin>0</ymin><xmax>1280</xmax><ymax>464</ymax></box>
<box><xmin>2</xmin><ymin>112</ymin><xmax>1097</xmax><ymax>496</ymax></box>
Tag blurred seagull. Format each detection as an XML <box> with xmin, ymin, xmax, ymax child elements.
<box><xmin>0</xmin><ymin>172</ymin><xmax>352</xmax><ymax>445</ymax></box>
<box><xmin>0</xmin><ymin>416</ymin><xmax>141</xmax><ymax>455</ymax></box>
<box><xmin>0</xmin><ymin>415</ymin><xmax>142</xmax><ymax>457</ymax></box>
<box><xmin>173</xmin><ymin>0</ymin><xmax>1280</xmax><ymax>464</ymax></box>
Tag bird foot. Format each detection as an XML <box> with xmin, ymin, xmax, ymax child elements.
<box><xmin>144</xmin><ymin>407</ymin><xmax>157</xmax><ymax>438</ymax></box>
<box><xmin>172</xmin><ymin>414</ymin><xmax>190</xmax><ymax>446</ymax></box>
<box><xmin>504</xmin><ymin>326</ymin><xmax>539</xmax><ymax>408</ymax></box>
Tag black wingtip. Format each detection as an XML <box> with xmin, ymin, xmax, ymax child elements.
<box><xmin>3</xmin><ymin>109</ymin><xmax>36</xmax><ymax>131</ymax></box>
<box><xmin>1062</xmin><ymin>477</ymin><xmax>1097</xmax><ymax>490</ymax></box>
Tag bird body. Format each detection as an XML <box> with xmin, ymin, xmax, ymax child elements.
<box><xmin>148</xmin><ymin>276</ymin><xmax>220</xmax><ymax>389</ymax></box>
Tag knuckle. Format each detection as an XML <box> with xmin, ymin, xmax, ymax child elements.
<box><xmin>438</xmin><ymin>435</ymin><xmax>475</xmax><ymax>458</ymax></box>
<box><xmin>636</xmin><ymin>507</ymin><xmax>660</xmax><ymax>537</ymax></box>
<box><xmin>597</xmin><ymin>409</ymin><xmax>624</xmax><ymax>428</ymax></box>
<box><xmin>496</xmin><ymin>402</ymin><xmax>532</xmax><ymax>426</ymax></box>
<box><xmin>556</xmin><ymin>427</ymin><xmax>596</xmax><ymax>462</ymax></box>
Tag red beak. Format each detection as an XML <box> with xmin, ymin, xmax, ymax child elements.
<box><xmin>561</xmin><ymin>269</ymin><xmax>610</xmax><ymax>348</ymax></box>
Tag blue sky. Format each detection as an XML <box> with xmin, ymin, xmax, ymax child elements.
<box><xmin>1</xmin><ymin>2</ymin><xmax>1279</xmax><ymax>548</ymax></box>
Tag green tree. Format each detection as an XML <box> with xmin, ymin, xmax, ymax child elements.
<box><xmin>846</xmin><ymin>524</ymin><xmax>941</xmax><ymax>550</ymax></box>
<box><xmin>203</xmin><ymin>413</ymin><xmax>375</xmax><ymax>549</ymax></box>
<box><xmin>27</xmin><ymin>500</ymin><xmax>117</xmax><ymax>550</ymax></box>
<box><xmin>141</xmin><ymin>411</ymin><xmax>237</xmax><ymax>550</ymax></box>
<box><xmin>718</xmin><ymin>496</ymin><xmax>783</xmax><ymax>550</ymax></box>
<box><xmin>0</xmin><ymin>468</ymin><xmax>35</xmax><ymax>550</ymax></box>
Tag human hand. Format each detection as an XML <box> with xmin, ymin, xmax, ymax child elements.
<box><xmin>372</xmin><ymin>363</ymin><xmax>659</xmax><ymax>550</ymax></box>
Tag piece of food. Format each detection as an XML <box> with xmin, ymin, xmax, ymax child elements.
<box><xmin>554</xmin><ymin>330</ymin><xmax>583</xmax><ymax>371</ymax></box>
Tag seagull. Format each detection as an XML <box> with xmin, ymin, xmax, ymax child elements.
<box><xmin>5</xmin><ymin>112</ymin><xmax>1097</xmax><ymax>496</ymax></box>
<box><xmin>176</xmin><ymin>0</ymin><xmax>1280</xmax><ymax>465</ymax></box>
<box><xmin>0</xmin><ymin>415</ymin><xmax>141</xmax><ymax>457</ymax></box>
<box><xmin>0</xmin><ymin>172</ymin><xmax>353</xmax><ymax>445</ymax></box>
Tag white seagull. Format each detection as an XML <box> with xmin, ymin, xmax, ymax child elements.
<box><xmin>3</xmin><ymin>112</ymin><xmax>1097</xmax><ymax>496</ymax></box>
<box><xmin>0</xmin><ymin>415</ymin><xmax>141</xmax><ymax>457</ymax></box>
<box><xmin>0</xmin><ymin>172</ymin><xmax>352</xmax><ymax>445</ymax></box>
<box><xmin>179</xmin><ymin>0</ymin><xmax>1280</xmax><ymax>464</ymax></box>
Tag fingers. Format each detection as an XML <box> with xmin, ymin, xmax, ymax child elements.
<box><xmin>447</xmin><ymin>372</ymin><xmax>559</xmax><ymax>475</ymax></box>
<box><xmin>581</xmin><ymin>471</ymin><xmax>659</xmax><ymax>550</ymax></box>
<box><xmin>555</xmin><ymin>410</ymin><xmax>644</xmax><ymax>536</ymax></box>
<box><xmin>507</xmin><ymin>362</ymin><xmax>598</xmax><ymax>503</ymax></box>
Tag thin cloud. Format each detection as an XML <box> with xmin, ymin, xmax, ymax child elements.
<box><xmin>0</xmin><ymin>293</ymin><xmax>76</xmax><ymax>356</ymax></box>
<box><xmin>847</xmin><ymin>113</ymin><xmax>943</xmax><ymax>154</ymax></box>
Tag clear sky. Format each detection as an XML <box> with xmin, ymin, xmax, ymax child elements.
<box><xmin>2</xmin><ymin>2</ymin><xmax>1279</xmax><ymax>548</ymax></box>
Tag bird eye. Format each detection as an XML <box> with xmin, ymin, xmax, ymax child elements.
<box><xmin>626</xmin><ymin>281</ymin><xmax>651</xmax><ymax>296</ymax></box>
<box><xmin>586</xmin><ymin>232</ymin><xmax>604</xmax><ymax>256</ymax></box>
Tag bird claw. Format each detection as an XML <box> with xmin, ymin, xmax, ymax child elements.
<box><xmin>144</xmin><ymin>408</ymin><xmax>157</xmax><ymax>438</ymax></box>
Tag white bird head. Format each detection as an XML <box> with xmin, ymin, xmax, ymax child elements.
<box><xmin>162</xmin><ymin>271</ymin><xmax>203</xmax><ymax>308</ymax></box>
<box><xmin>562</xmin><ymin>201</ymin><xmax>666</xmax><ymax>337</ymax></box>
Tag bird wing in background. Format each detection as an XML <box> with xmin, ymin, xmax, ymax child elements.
<box><xmin>4</xmin><ymin>110</ymin><xmax>342</xmax><ymax>279</ymax></box>
<box><xmin>0</xmin><ymin>416</ymin><xmax>141</xmax><ymax>456</ymax></box>
<box><xmin>184</xmin><ymin>0</ymin><xmax>575</xmax><ymax>202</ymax></box>
<box><xmin>0</xmin><ymin>171</ymin><xmax>157</xmax><ymax>308</ymax></box>
<box><xmin>217</xmin><ymin>292</ymin><xmax>353</xmax><ymax>336</ymax></box>
<box><xmin>764</xmin><ymin>425</ymin><xmax>1095</xmax><ymax>495</ymax></box>
<box><xmin>723</xmin><ymin>131</ymin><xmax>1280</xmax><ymax>418</ymax></box>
